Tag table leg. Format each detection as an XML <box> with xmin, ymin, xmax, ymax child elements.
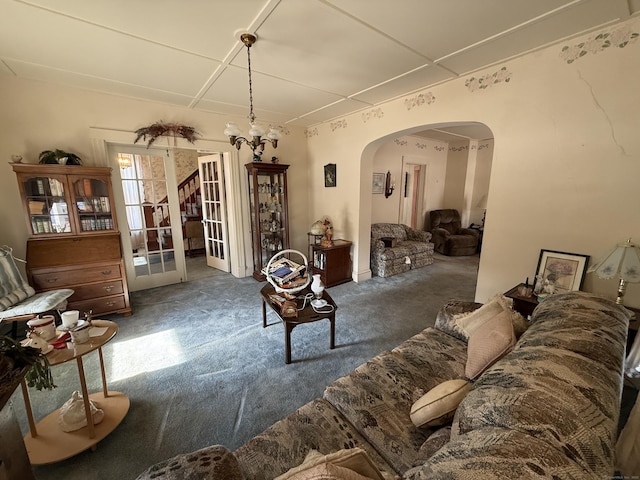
<box><xmin>76</xmin><ymin>356</ymin><xmax>96</xmax><ymax>439</ymax></box>
<box><xmin>285</xmin><ymin>323</ymin><xmax>293</xmax><ymax>364</ymax></box>
<box><xmin>20</xmin><ymin>380</ymin><xmax>37</xmax><ymax>438</ymax></box>
<box><xmin>98</xmin><ymin>347</ymin><xmax>109</xmax><ymax>398</ymax></box>
<box><xmin>262</xmin><ymin>299</ymin><xmax>267</xmax><ymax>328</ymax></box>
<box><xmin>329</xmin><ymin>314</ymin><xmax>335</xmax><ymax>350</ymax></box>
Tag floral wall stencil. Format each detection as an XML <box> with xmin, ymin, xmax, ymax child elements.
<box><xmin>362</xmin><ymin>108</ymin><xmax>384</xmax><ymax>123</ymax></box>
<box><xmin>330</xmin><ymin>119</ymin><xmax>348</xmax><ymax>132</ymax></box>
<box><xmin>465</xmin><ymin>66</ymin><xmax>511</xmax><ymax>92</ymax></box>
<box><xmin>305</xmin><ymin>127</ymin><xmax>319</xmax><ymax>138</ymax></box>
<box><xmin>560</xmin><ymin>25</ymin><xmax>639</xmax><ymax>64</ymax></box>
<box><xmin>404</xmin><ymin>92</ymin><xmax>436</xmax><ymax>110</ymax></box>
<box><xmin>394</xmin><ymin>139</ymin><xmax>408</xmax><ymax>146</ymax></box>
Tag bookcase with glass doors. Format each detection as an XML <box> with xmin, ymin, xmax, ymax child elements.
<box><xmin>12</xmin><ymin>163</ymin><xmax>131</xmax><ymax>316</ymax></box>
<box><xmin>245</xmin><ymin>162</ymin><xmax>290</xmax><ymax>281</ymax></box>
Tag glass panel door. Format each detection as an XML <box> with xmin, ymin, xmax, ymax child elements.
<box><xmin>109</xmin><ymin>145</ymin><xmax>186</xmax><ymax>291</ymax></box>
<box><xmin>22</xmin><ymin>175</ymin><xmax>70</xmax><ymax>235</ymax></box>
<box><xmin>198</xmin><ymin>154</ymin><xmax>229</xmax><ymax>272</ymax></box>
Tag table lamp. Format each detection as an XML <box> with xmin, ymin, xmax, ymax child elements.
<box><xmin>587</xmin><ymin>239</ymin><xmax>640</xmax><ymax>305</ymax></box>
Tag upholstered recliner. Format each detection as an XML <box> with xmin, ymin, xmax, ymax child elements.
<box><xmin>428</xmin><ymin>209</ymin><xmax>479</xmax><ymax>256</ymax></box>
<box><xmin>370</xmin><ymin>223</ymin><xmax>434</xmax><ymax>277</ymax></box>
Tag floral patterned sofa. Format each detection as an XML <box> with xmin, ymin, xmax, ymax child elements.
<box><xmin>135</xmin><ymin>292</ymin><xmax>631</xmax><ymax>480</ymax></box>
<box><xmin>370</xmin><ymin>223</ymin><xmax>434</xmax><ymax>277</ymax></box>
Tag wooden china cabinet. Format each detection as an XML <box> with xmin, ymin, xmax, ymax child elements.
<box><xmin>245</xmin><ymin>162</ymin><xmax>290</xmax><ymax>281</ymax></box>
<box><xmin>12</xmin><ymin>164</ymin><xmax>131</xmax><ymax>317</ymax></box>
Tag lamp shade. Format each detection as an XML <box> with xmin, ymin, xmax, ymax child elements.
<box><xmin>588</xmin><ymin>239</ymin><xmax>640</xmax><ymax>283</ymax></box>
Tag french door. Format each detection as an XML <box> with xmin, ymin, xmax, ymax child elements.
<box><xmin>108</xmin><ymin>145</ymin><xmax>186</xmax><ymax>291</ymax></box>
<box><xmin>198</xmin><ymin>154</ymin><xmax>230</xmax><ymax>272</ymax></box>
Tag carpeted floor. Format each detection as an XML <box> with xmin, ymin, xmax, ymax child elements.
<box><xmin>10</xmin><ymin>253</ymin><xmax>479</xmax><ymax>480</ymax></box>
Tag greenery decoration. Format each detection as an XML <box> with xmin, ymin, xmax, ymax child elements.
<box><xmin>0</xmin><ymin>335</ymin><xmax>56</xmax><ymax>392</ymax></box>
<box><xmin>133</xmin><ymin>122</ymin><xmax>200</xmax><ymax>148</ymax></box>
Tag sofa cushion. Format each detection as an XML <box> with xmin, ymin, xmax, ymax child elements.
<box><xmin>324</xmin><ymin>329</ymin><xmax>468</xmax><ymax>474</ymax></box>
<box><xmin>275</xmin><ymin>448</ymin><xmax>385</xmax><ymax>480</ymax></box>
<box><xmin>134</xmin><ymin>445</ymin><xmax>244</xmax><ymax>480</ymax></box>
<box><xmin>408</xmin><ymin>428</ymin><xmax>594</xmax><ymax>479</ymax></box>
<box><xmin>0</xmin><ymin>247</ymin><xmax>35</xmax><ymax>311</ymax></box>
<box><xmin>410</xmin><ymin>379</ymin><xmax>471</xmax><ymax>428</ymax></box>
<box><xmin>377</xmin><ymin>241</ymin><xmax>433</xmax><ymax>261</ymax></box>
<box><xmin>278</xmin><ymin>463</ymin><xmax>373</xmax><ymax>480</ymax></box>
<box><xmin>412</xmin><ymin>427</ymin><xmax>451</xmax><ymax>467</ymax></box>
<box><xmin>234</xmin><ymin>398</ymin><xmax>395</xmax><ymax>480</ymax></box>
<box><xmin>465</xmin><ymin>310</ymin><xmax>515</xmax><ymax>380</ymax></box>
<box><xmin>371</xmin><ymin>223</ymin><xmax>407</xmax><ymax>243</ymax></box>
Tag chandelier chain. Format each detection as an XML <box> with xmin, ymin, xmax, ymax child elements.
<box><xmin>246</xmin><ymin>42</ymin><xmax>256</xmax><ymax>125</ymax></box>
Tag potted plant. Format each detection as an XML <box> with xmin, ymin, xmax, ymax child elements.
<box><xmin>0</xmin><ymin>335</ymin><xmax>56</xmax><ymax>397</ymax></box>
<box><xmin>38</xmin><ymin>149</ymin><xmax>82</xmax><ymax>165</ymax></box>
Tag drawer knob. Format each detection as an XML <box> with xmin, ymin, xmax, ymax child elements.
<box><xmin>105</xmin><ymin>301</ymin><xmax>115</xmax><ymax>307</ymax></box>
<box><xmin>103</xmin><ymin>285</ymin><xmax>113</xmax><ymax>292</ymax></box>
<box><xmin>102</xmin><ymin>270</ymin><xmax>112</xmax><ymax>276</ymax></box>
<box><xmin>47</xmin><ymin>278</ymin><xmax>59</xmax><ymax>283</ymax></box>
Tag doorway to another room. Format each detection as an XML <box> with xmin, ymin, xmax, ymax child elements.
<box><xmin>108</xmin><ymin>146</ymin><xmax>229</xmax><ymax>291</ymax></box>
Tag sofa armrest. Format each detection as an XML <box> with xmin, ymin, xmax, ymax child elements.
<box><xmin>405</xmin><ymin>227</ymin><xmax>432</xmax><ymax>243</ymax></box>
<box><xmin>135</xmin><ymin>445</ymin><xmax>244</xmax><ymax>480</ymax></box>
<box><xmin>371</xmin><ymin>238</ymin><xmax>387</xmax><ymax>254</ymax></box>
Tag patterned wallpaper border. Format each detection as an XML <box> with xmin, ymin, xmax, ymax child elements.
<box><xmin>560</xmin><ymin>24</ymin><xmax>639</xmax><ymax>64</ymax></box>
<box><xmin>465</xmin><ymin>66</ymin><xmax>511</xmax><ymax>92</ymax></box>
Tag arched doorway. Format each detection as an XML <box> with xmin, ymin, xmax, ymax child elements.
<box><xmin>357</xmin><ymin>121</ymin><xmax>494</xmax><ymax>280</ymax></box>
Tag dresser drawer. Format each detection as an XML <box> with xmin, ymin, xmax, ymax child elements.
<box><xmin>31</xmin><ymin>263</ymin><xmax>122</xmax><ymax>289</ymax></box>
<box><xmin>69</xmin><ymin>280</ymin><xmax>124</xmax><ymax>302</ymax></box>
<box><xmin>69</xmin><ymin>295</ymin><xmax>127</xmax><ymax>315</ymax></box>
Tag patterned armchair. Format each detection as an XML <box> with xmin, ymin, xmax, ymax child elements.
<box><xmin>428</xmin><ymin>209</ymin><xmax>479</xmax><ymax>256</ymax></box>
<box><xmin>370</xmin><ymin>223</ymin><xmax>434</xmax><ymax>277</ymax></box>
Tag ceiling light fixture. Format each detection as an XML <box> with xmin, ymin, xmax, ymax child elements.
<box><xmin>224</xmin><ymin>33</ymin><xmax>281</xmax><ymax>157</ymax></box>
<box><xmin>117</xmin><ymin>153</ymin><xmax>132</xmax><ymax>169</ymax></box>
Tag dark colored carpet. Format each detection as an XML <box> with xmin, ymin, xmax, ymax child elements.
<box><xmin>7</xmin><ymin>253</ymin><xmax>477</xmax><ymax>480</ymax></box>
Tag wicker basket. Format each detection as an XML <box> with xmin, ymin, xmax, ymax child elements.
<box><xmin>265</xmin><ymin>249</ymin><xmax>311</xmax><ymax>294</ymax></box>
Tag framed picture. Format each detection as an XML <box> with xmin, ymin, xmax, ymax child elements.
<box><xmin>324</xmin><ymin>163</ymin><xmax>336</xmax><ymax>187</ymax></box>
<box><xmin>372</xmin><ymin>173</ymin><xmax>385</xmax><ymax>194</ymax></box>
<box><xmin>535</xmin><ymin>249</ymin><xmax>590</xmax><ymax>293</ymax></box>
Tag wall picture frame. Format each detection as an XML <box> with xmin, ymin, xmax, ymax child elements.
<box><xmin>324</xmin><ymin>163</ymin><xmax>336</xmax><ymax>187</ymax></box>
<box><xmin>372</xmin><ymin>172</ymin><xmax>385</xmax><ymax>194</ymax></box>
<box><xmin>535</xmin><ymin>249</ymin><xmax>590</xmax><ymax>293</ymax></box>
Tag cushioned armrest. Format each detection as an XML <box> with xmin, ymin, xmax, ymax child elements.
<box><xmin>135</xmin><ymin>445</ymin><xmax>244</xmax><ymax>480</ymax></box>
<box><xmin>431</xmin><ymin>228</ymin><xmax>451</xmax><ymax>239</ymax></box>
<box><xmin>371</xmin><ymin>239</ymin><xmax>386</xmax><ymax>253</ymax></box>
<box><xmin>459</xmin><ymin>228</ymin><xmax>479</xmax><ymax>237</ymax></box>
<box><xmin>406</xmin><ymin>228</ymin><xmax>432</xmax><ymax>243</ymax></box>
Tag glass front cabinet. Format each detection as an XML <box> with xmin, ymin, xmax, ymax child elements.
<box><xmin>12</xmin><ymin>164</ymin><xmax>117</xmax><ymax>237</ymax></box>
<box><xmin>245</xmin><ymin>162</ymin><xmax>290</xmax><ymax>280</ymax></box>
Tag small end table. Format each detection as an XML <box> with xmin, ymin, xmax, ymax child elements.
<box><xmin>260</xmin><ymin>284</ymin><xmax>337</xmax><ymax>364</ymax></box>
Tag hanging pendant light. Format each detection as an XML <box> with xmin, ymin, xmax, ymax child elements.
<box><xmin>224</xmin><ymin>33</ymin><xmax>281</xmax><ymax>157</ymax></box>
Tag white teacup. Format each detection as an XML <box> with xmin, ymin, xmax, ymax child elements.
<box><xmin>61</xmin><ymin>310</ymin><xmax>80</xmax><ymax>329</ymax></box>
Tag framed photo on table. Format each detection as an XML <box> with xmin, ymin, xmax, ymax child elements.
<box><xmin>372</xmin><ymin>173</ymin><xmax>385</xmax><ymax>194</ymax></box>
<box><xmin>535</xmin><ymin>249</ymin><xmax>590</xmax><ymax>293</ymax></box>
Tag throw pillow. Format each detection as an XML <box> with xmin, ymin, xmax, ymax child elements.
<box><xmin>449</xmin><ymin>293</ymin><xmax>528</xmax><ymax>341</ymax></box>
<box><xmin>410</xmin><ymin>379</ymin><xmax>471</xmax><ymax>428</ymax></box>
<box><xmin>275</xmin><ymin>448</ymin><xmax>385</xmax><ymax>480</ymax></box>
<box><xmin>465</xmin><ymin>310</ymin><xmax>516</xmax><ymax>380</ymax></box>
<box><xmin>281</xmin><ymin>462</ymin><xmax>374</xmax><ymax>480</ymax></box>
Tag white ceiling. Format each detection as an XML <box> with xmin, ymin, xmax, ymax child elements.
<box><xmin>1</xmin><ymin>0</ymin><xmax>637</xmax><ymax>138</ymax></box>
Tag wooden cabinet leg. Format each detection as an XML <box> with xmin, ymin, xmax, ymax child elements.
<box><xmin>20</xmin><ymin>380</ymin><xmax>37</xmax><ymax>438</ymax></box>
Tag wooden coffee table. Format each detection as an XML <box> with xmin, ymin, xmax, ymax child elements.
<box><xmin>260</xmin><ymin>284</ymin><xmax>338</xmax><ymax>364</ymax></box>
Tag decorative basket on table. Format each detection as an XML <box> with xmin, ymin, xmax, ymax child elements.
<box><xmin>264</xmin><ymin>249</ymin><xmax>311</xmax><ymax>295</ymax></box>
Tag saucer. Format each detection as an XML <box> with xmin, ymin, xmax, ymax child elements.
<box><xmin>311</xmin><ymin>299</ymin><xmax>328</xmax><ymax>308</ymax></box>
<box><xmin>58</xmin><ymin>319</ymin><xmax>87</xmax><ymax>332</ymax></box>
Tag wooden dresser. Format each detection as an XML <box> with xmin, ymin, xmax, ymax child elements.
<box><xmin>12</xmin><ymin>164</ymin><xmax>131</xmax><ymax>317</ymax></box>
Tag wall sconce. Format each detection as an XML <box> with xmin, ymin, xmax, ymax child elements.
<box><xmin>384</xmin><ymin>171</ymin><xmax>395</xmax><ymax>198</ymax></box>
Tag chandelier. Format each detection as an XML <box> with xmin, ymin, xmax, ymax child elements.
<box><xmin>224</xmin><ymin>33</ymin><xmax>281</xmax><ymax>155</ymax></box>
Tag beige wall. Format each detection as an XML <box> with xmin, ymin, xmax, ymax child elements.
<box><xmin>0</xmin><ymin>76</ymin><xmax>310</xmax><ymax>274</ymax></box>
<box><xmin>2</xmin><ymin>17</ymin><xmax>640</xmax><ymax>308</ymax></box>
<box><xmin>306</xmin><ymin>17</ymin><xmax>640</xmax><ymax>307</ymax></box>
